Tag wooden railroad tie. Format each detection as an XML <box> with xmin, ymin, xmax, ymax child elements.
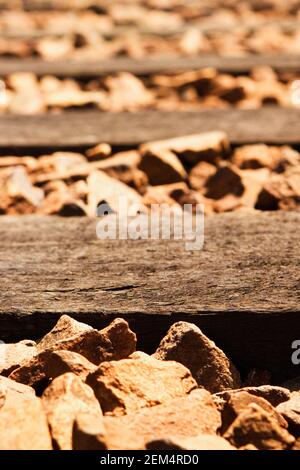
<box><xmin>0</xmin><ymin>108</ymin><xmax>300</xmax><ymax>150</ymax></box>
<box><xmin>0</xmin><ymin>55</ymin><xmax>300</xmax><ymax>78</ymax></box>
<box><xmin>0</xmin><ymin>211</ymin><xmax>299</xmax><ymax>380</ymax></box>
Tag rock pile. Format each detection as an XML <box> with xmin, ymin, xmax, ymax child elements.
<box><xmin>0</xmin><ymin>315</ymin><xmax>299</xmax><ymax>450</ymax></box>
<box><xmin>0</xmin><ymin>132</ymin><xmax>299</xmax><ymax>215</ymax></box>
<box><xmin>1</xmin><ymin>2</ymin><xmax>300</xmax><ymax>59</ymax></box>
<box><xmin>0</xmin><ymin>68</ymin><xmax>297</xmax><ymax>114</ymax></box>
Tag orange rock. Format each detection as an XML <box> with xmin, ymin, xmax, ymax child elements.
<box><xmin>189</xmin><ymin>161</ymin><xmax>217</xmax><ymax>191</ymax></box>
<box><xmin>139</xmin><ymin>148</ymin><xmax>187</xmax><ymax>185</ymax></box>
<box><xmin>35</xmin><ymin>152</ymin><xmax>87</xmax><ymax>175</ymax></box>
<box><xmin>37</xmin><ymin>317</ymin><xmax>136</xmax><ymax>365</ymax></box>
<box><xmin>9</xmin><ymin>350</ymin><xmax>97</xmax><ymax>391</ymax></box>
<box><xmin>239</xmin><ymin>168</ymin><xmax>270</xmax><ymax>208</ymax></box>
<box><xmin>37</xmin><ymin>315</ymin><xmax>93</xmax><ymax>352</ymax></box>
<box><xmin>0</xmin><ymin>339</ymin><xmax>37</xmax><ymax>376</ymax></box>
<box><xmin>7</xmin><ymin>72</ymin><xmax>46</xmax><ymax>114</ymax></box>
<box><xmin>224</xmin><ymin>403</ymin><xmax>295</xmax><ymax>450</ymax></box>
<box><xmin>0</xmin><ymin>156</ymin><xmax>38</xmax><ymax>171</ymax></box>
<box><xmin>0</xmin><ymin>385</ymin><xmax>52</xmax><ymax>449</ymax></box>
<box><xmin>87</xmin><ymin>169</ymin><xmax>142</xmax><ymax>215</ymax></box>
<box><xmin>102</xmin><ymin>417</ymin><xmax>145</xmax><ymax>450</ymax></box>
<box><xmin>6</xmin><ymin>319</ymin><xmax>136</xmax><ymax>388</ymax></box>
<box><xmin>255</xmin><ymin>172</ymin><xmax>299</xmax><ymax>211</ymax></box>
<box><xmin>277</xmin><ymin>393</ymin><xmax>300</xmax><ymax>435</ymax></box>
<box><xmin>90</xmin><ymin>151</ymin><xmax>147</xmax><ymax>192</ymax></box>
<box><xmin>215</xmin><ymin>386</ymin><xmax>291</xmax><ymax>408</ymax></box>
<box><xmin>8</xmin><ymin>166</ymin><xmax>44</xmax><ymax>208</ymax></box>
<box><xmin>232</xmin><ymin>144</ymin><xmax>281</xmax><ymax>170</ymax></box>
<box><xmin>89</xmin><ymin>150</ymin><xmax>141</xmax><ymax>170</ymax></box>
<box><xmin>36</xmin><ymin>36</ymin><xmax>73</xmax><ymax>61</ymax></box>
<box><xmin>0</xmin><ymin>376</ymin><xmax>35</xmax><ymax>397</ymax></box>
<box><xmin>103</xmin><ymin>389</ymin><xmax>221</xmax><ymax>448</ymax></box>
<box><xmin>73</xmin><ymin>411</ymin><xmax>107</xmax><ymax>450</ymax></box>
<box><xmin>220</xmin><ymin>390</ymin><xmax>288</xmax><ymax>433</ymax></box>
<box><xmin>86</xmin><ymin>143</ymin><xmax>112</xmax><ymax>160</ymax></box>
<box><xmin>42</xmin><ymin>373</ymin><xmax>103</xmax><ymax>450</ymax></box>
<box><xmin>102</xmin><ymin>72</ymin><xmax>154</xmax><ymax>112</ymax></box>
<box><xmin>87</xmin><ymin>351</ymin><xmax>197</xmax><ymax>415</ymax></box>
<box><xmin>140</xmin><ymin>131</ymin><xmax>230</xmax><ymax>165</ymax></box>
<box><xmin>47</xmin><ymin>350</ymin><xmax>97</xmax><ymax>381</ymax></box>
<box><xmin>154</xmin><ymin>321</ymin><xmax>241</xmax><ymax>393</ymax></box>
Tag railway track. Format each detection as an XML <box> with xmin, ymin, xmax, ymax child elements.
<box><xmin>1</xmin><ymin>3</ymin><xmax>300</xmax><ymax>453</ymax></box>
<box><xmin>0</xmin><ymin>108</ymin><xmax>300</xmax><ymax>380</ymax></box>
<box><xmin>0</xmin><ymin>42</ymin><xmax>299</xmax><ymax>381</ymax></box>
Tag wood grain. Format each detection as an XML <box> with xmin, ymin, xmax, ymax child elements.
<box><xmin>0</xmin><ymin>211</ymin><xmax>299</xmax><ymax>379</ymax></box>
<box><xmin>0</xmin><ymin>55</ymin><xmax>300</xmax><ymax>77</ymax></box>
<box><xmin>0</xmin><ymin>108</ymin><xmax>300</xmax><ymax>150</ymax></box>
